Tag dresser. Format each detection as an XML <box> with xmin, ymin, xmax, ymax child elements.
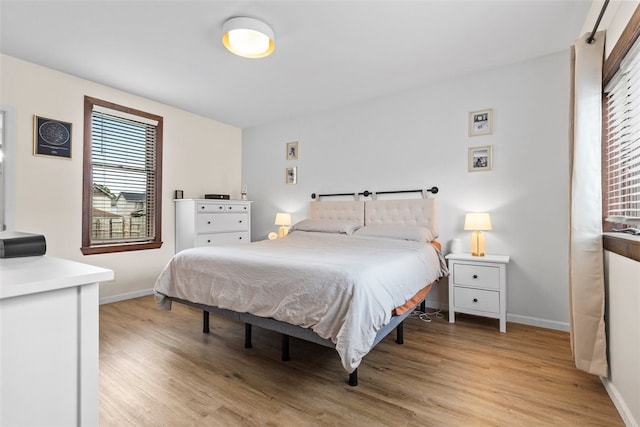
<box><xmin>0</xmin><ymin>256</ymin><xmax>114</xmax><ymax>426</ymax></box>
<box><xmin>175</xmin><ymin>199</ymin><xmax>251</xmax><ymax>253</ymax></box>
<box><xmin>445</xmin><ymin>253</ymin><xmax>510</xmax><ymax>332</ymax></box>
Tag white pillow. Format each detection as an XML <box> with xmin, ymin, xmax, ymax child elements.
<box><xmin>289</xmin><ymin>219</ymin><xmax>362</xmax><ymax>235</ymax></box>
<box><xmin>354</xmin><ymin>224</ymin><xmax>436</xmax><ymax>242</ymax></box>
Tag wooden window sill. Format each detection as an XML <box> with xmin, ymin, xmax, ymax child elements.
<box><xmin>603</xmin><ymin>233</ymin><xmax>640</xmax><ymax>262</ymax></box>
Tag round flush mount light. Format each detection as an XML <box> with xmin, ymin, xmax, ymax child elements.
<box><xmin>222</xmin><ymin>17</ymin><xmax>275</xmax><ymax>58</ymax></box>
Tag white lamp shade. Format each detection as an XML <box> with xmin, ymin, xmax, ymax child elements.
<box><xmin>274</xmin><ymin>213</ymin><xmax>291</xmax><ymax>226</ymax></box>
<box><xmin>222</xmin><ymin>17</ymin><xmax>275</xmax><ymax>58</ymax></box>
<box><xmin>464</xmin><ymin>212</ymin><xmax>492</xmax><ymax>231</ymax></box>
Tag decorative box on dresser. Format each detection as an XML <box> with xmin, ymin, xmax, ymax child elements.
<box><xmin>445</xmin><ymin>253</ymin><xmax>510</xmax><ymax>332</ymax></box>
<box><xmin>175</xmin><ymin>199</ymin><xmax>251</xmax><ymax>253</ymax></box>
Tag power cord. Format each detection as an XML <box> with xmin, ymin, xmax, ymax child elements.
<box><xmin>410</xmin><ymin>309</ymin><xmax>444</xmax><ymax>323</ymax></box>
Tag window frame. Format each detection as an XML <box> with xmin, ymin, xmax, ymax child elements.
<box><xmin>601</xmin><ymin>4</ymin><xmax>640</xmax><ymax>262</ymax></box>
<box><xmin>81</xmin><ymin>96</ymin><xmax>163</xmax><ymax>255</ymax></box>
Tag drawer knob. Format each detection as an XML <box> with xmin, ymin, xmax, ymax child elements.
<box><xmin>239</xmin><ymin>237</ymin><xmax>242</xmax><ymax>240</ymax></box>
<box><xmin>472</xmin><ymin>274</ymin><xmax>478</xmax><ymax>279</ymax></box>
<box><xmin>473</xmin><ymin>298</ymin><xmax>478</xmax><ymax>303</ymax></box>
<box><xmin>207</xmin><ymin>221</ymin><xmax>211</xmax><ymax>224</ymax></box>
<box><xmin>201</xmin><ymin>206</ymin><xmax>205</xmax><ymax>209</ymax></box>
<box><xmin>238</xmin><ymin>220</ymin><xmax>242</xmax><ymax>223</ymax></box>
<box><xmin>219</xmin><ymin>206</ymin><xmax>223</xmax><ymax>210</ymax></box>
<box><xmin>207</xmin><ymin>239</ymin><xmax>211</xmax><ymax>243</ymax></box>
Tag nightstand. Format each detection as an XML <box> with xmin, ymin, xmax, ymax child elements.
<box><xmin>445</xmin><ymin>253</ymin><xmax>510</xmax><ymax>332</ymax></box>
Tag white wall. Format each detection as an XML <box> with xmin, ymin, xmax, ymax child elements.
<box><xmin>604</xmin><ymin>250</ymin><xmax>640</xmax><ymax>427</ymax></box>
<box><xmin>243</xmin><ymin>51</ymin><xmax>571</xmax><ymax>329</ymax></box>
<box><xmin>0</xmin><ymin>54</ymin><xmax>242</xmax><ymax>301</ymax></box>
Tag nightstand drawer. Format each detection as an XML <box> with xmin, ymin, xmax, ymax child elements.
<box><xmin>452</xmin><ymin>263</ymin><xmax>500</xmax><ymax>290</ymax></box>
<box><xmin>196</xmin><ymin>232</ymin><xmax>249</xmax><ymax>246</ymax></box>
<box><xmin>197</xmin><ymin>213</ymin><xmax>248</xmax><ymax>232</ymax></box>
<box><xmin>453</xmin><ymin>287</ymin><xmax>499</xmax><ymax>314</ymax></box>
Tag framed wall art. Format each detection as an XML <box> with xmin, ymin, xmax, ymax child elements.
<box><xmin>468</xmin><ymin>108</ymin><xmax>493</xmax><ymax>136</ymax></box>
<box><xmin>468</xmin><ymin>145</ymin><xmax>492</xmax><ymax>172</ymax></box>
<box><xmin>286</xmin><ymin>141</ymin><xmax>298</xmax><ymax>160</ymax></box>
<box><xmin>33</xmin><ymin>115</ymin><xmax>72</xmax><ymax>159</ymax></box>
<box><xmin>285</xmin><ymin>166</ymin><xmax>297</xmax><ymax>184</ymax></box>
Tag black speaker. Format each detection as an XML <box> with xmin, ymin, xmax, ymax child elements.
<box><xmin>0</xmin><ymin>231</ymin><xmax>47</xmax><ymax>258</ymax></box>
<box><xmin>205</xmin><ymin>194</ymin><xmax>230</xmax><ymax>200</ymax></box>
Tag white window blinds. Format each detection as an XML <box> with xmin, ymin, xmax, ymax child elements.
<box><xmin>90</xmin><ymin>107</ymin><xmax>158</xmax><ymax>244</ymax></box>
<box><xmin>604</xmin><ymin>36</ymin><xmax>640</xmax><ymax>226</ymax></box>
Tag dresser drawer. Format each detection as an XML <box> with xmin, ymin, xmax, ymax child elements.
<box><xmin>197</xmin><ymin>213</ymin><xmax>248</xmax><ymax>232</ymax></box>
<box><xmin>453</xmin><ymin>287</ymin><xmax>499</xmax><ymax>314</ymax></box>
<box><xmin>452</xmin><ymin>263</ymin><xmax>500</xmax><ymax>290</ymax></box>
<box><xmin>197</xmin><ymin>202</ymin><xmax>250</xmax><ymax>213</ymax></box>
<box><xmin>197</xmin><ymin>203</ymin><xmax>226</xmax><ymax>212</ymax></box>
<box><xmin>196</xmin><ymin>232</ymin><xmax>249</xmax><ymax>246</ymax></box>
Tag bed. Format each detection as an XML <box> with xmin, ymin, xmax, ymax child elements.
<box><xmin>154</xmin><ymin>191</ymin><xmax>448</xmax><ymax>385</ymax></box>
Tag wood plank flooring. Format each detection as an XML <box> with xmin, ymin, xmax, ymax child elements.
<box><xmin>99</xmin><ymin>296</ymin><xmax>623</xmax><ymax>426</ymax></box>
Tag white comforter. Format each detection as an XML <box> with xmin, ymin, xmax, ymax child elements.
<box><xmin>154</xmin><ymin>231</ymin><xmax>447</xmax><ymax>372</ymax></box>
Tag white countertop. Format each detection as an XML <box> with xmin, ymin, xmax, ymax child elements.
<box><xmin>0</xmin><ymin>256</ymin><xmax>114</xmax><ymax>300</ymax></box>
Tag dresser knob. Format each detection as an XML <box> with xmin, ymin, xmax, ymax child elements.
<box><xmin>473</xmin><ymin>298</ymin><xmax>478</xmax><ymax>303</ymax></box>
<box><xmin>239</xmin><ymin>237</ymin><xmax>242</xmax><ymax>240</ymax></box>
<box><xmin>219</xmin><ymin>206</ymin><xmax>223</xmax><ymax>210</ymax></box>
<box><xmin>239</xmin><ymin>220</ymin><xmax>242</xmax><ymax>223</ymax></box>
<box><xmin>472</xmin><ymin>274</ymin><xmax>478</xmax><ymax>279</ymax></box>
<box><xmin>207</xmin><ymin>221</ymin><xmax>211</xmax><ymax>224</ymax></box>
<box><xmin>207</xmin><ymin>240</ymin><xmax>211</xmax><ymax>243</ymax></box>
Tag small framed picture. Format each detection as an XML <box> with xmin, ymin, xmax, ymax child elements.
<box><xmin>469</xmin><ymin>109</ymin><xmax>493</xmax><ymax>136</ymax></box>
<box><xmin>286</xmin><ymin>141</ymin><xmax>298</xmax><ymax>160</ymax></box>
<box><xmin>285</xmin><ymin>166</ymin><xmax>297</xmax><ymax>184</ymax></box>
<box><xmin>33</xmin><ymin>115</ymin><xmax>72</xmax><ymax>158</ymax></box>
<box><xmin>468</xmin><ymin>145</ymin><xmax>492</xmax><ymax>172</ymax></box>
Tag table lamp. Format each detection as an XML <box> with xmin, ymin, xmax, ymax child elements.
<box><xmin>464</xmin><ymin>212</ymin><xmax>492</xmax><ymax>256</ymax></box>
<box><xmin>275</xmin><ymin>213</ymin><xmax>292</xmax><ymax>238</ymax></box>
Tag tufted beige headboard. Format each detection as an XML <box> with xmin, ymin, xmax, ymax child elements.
<box><xmin>364</xmin><ymin>199</ymin><xmax>437</xmax><ymax>234</ymax></box>
<box><xmin>309</xmin><ymin>201</ymin><xmax>365</xmax><ymax>224</ymax></box>
<box><xmin>308</xmin><ymin>198</ymin><xmax>437</xmax><ymax>235</ymax></box>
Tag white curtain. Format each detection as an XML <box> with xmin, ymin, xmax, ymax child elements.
<box><xmin>569</xmin><ymin>31</ymin><xmax>607</xmax><ymax>377</ymax></box>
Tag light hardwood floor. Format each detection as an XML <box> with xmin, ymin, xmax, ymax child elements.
<box><xmin>99</xmin><ymin>296</ymin><xmax>622</xmax><ymax>426</ymax></box>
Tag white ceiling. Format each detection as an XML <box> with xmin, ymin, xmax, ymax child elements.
<box><xmin>0</xmin><ymin>1</ymin><xmax>591</xmax><ymax>129</ymax></box>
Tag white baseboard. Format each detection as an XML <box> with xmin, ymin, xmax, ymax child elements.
<box><xmin>99</xmin><ymin>288</ymin><xmax>154</xmax><ymax>305</ymax></box>
<box><xmin>425</xmin><ymin>302</ymin><xmax>570</xmax><ymax>332</ymax></box>
<box><xmin>506</xmin><ymin>313</ymin><xmax>569</xmax><ymax>332</ymax></box>
<box><xmin>601</xmin><ymin>377</ymin><xmax>639</xmax><ymax>427</ymax></box>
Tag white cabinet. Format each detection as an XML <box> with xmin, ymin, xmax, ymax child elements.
<box><xmin>175</xmin><ymin>199</ymin><xmax>251</xmax><ymax>253</ymax></box>
<box><xmin>445</xmin><ymin>253</ymin><xmax>510</xmax><ymax>333</ymax></box>
<box><xmin>0</xmin><ymin>256</ymin><xmax>114</xmax><ymax>427</ymax></box>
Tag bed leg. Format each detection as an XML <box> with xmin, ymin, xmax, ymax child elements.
<box><xmin>348</xmin><ymin>369</ymin><xmax>358</xmax><ymax>386</ymax></box>
<box><xmin>420</xmin><ymin>300</ymin><xmax>426</xmax><ymax>312</ymax></box>
<box><xmin>203</xmin><ymin>310</ymin><xmax>210</xmax><ymax>334</ymax></box>
<box><xmin>245</xmin><ymin>323</ymin><xmax>252</xmax><ymax>348</ymax></box>
<box><xmin>396</xmin><ymin>321</ymin><xmax>404</xmax><ymax>344</ymax></box>
<box><xmin>281</xmin><ymin>334</ymin><xmax>290</xmax><ymax>361</ymax></box>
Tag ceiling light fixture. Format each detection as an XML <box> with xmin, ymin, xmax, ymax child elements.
<box><xmin>222</xmin><ymin>17</ymin><xmax>275</xmax><ymax>59</ymax></box>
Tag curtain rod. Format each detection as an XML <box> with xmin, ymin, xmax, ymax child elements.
<box><xmin>310</xmin><ymin>187</ymin><xmax>438</xmax><ymax>200</ymax></box>
<box><xmin>587</xmin><ymin>0</ymin><xmax>610</xmax><ymax>44</ymax></box>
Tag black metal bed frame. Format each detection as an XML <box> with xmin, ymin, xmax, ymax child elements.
<box><xmin>169</xmin><ymin>296</ymin><xmax>427</xmax><ymax>386</ymax></box>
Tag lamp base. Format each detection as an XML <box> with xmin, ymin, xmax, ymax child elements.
<box><xmin>470</xmin><ymin>230</ymin><xmax>486</xmax><ymax>256</ymax></box>
<box><xmin>278</xmin><ymin>226</ymin><xmax>288</xmax><ymax>239</ymax></box>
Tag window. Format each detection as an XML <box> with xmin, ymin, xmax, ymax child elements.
<box><xmin>603</xmin><ymin>38</ymin><xmax>640</xmax><ymax>232</ymax></box>
<box><xmin>81</xmin><ymin>96</ymin><xmax>163</xmax><ymax>254</ymax></box>
<box><xmin>602</xmin><ymin>8</ymin><xmax>640</xmax><ymax>235</ymax></box>
<box><xmin>0</xmin><ymin>110</ymin><xmax>5</xmax><ymax>231</ymax></box>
